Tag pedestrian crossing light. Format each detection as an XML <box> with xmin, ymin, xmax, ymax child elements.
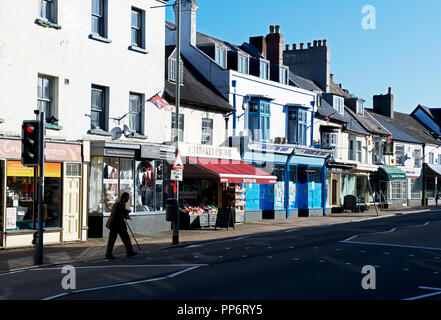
<box><xmin>21</xmin><ymin>120</ymin><xmax>41</xmax><ymax>167</ymax></box>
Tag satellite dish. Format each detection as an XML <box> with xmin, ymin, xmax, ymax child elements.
<box><xmin>111</xmin><ymin>127</ymin><xmax>123</xmax><ymax>140</ymax></box>
<box><xmin>123</xmin><ymin>125</ymin><xmax>135</xmax><ymax>137</ymax></box>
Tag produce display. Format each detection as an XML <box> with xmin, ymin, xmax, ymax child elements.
<box><xmin>181</xmin><ymin>205</ymin><xmax>218</xmax><ymax>215</ymax></box>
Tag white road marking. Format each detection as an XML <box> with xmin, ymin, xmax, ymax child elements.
<box><xmin>403</xmin><ymin>268</ymin><xmax>410</xmax><ymax>271</ymax></box>
<box><xmin>403</xmin><ymin>286</ymin><xmax>441</xmax><ymax>300</ymax></box>
<box><xmin>292</xmin><ymin>258</ymin><xmax>299</xmax><ymax>261</ymax></box>
<box><xmin>319</xmin><ymin>260</ymin><xmax>325</xmax><ymax>263</ymax></box>
<box><xmin>42</xmin><ymin>265</ymin><xmax>204</xmax><ymax>300</ymax></box>
<box><xmin>186</xmin><ymin>244</ymin><xmax>204</xmax><ymax>248</ymax></box>
<box><xmin>384</xmin><ymin>252</ymin><xmax>391</xmax><ymax>255</ymax></box>
<box><xmin>345</xmin><ymin>262</ymin><xmax>352</xmax><ymax>265</ymax></box>
<box><xmin>267</xmin><ymin>256</ymin><xmax>272</xmax><ymax>259</ymax></box>
<box><xmin>28</xmin><ymin>264</ymin><xmax>210</xmax><ymax>271</ymax></box>
<box><xmin>341</xmin><ymin>240</ymin><xmax>441</xmax><ymax>251</ymax></box>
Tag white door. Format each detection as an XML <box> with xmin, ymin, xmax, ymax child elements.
<box><xmin>63</xmin><ymin>177</ymin><xmax>81</xmax><ymax>242</ymax></box>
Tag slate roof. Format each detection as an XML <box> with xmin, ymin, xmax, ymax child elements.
<box><xmin>316</xmin><ymin>99</ymin><xmax>346</xmax><ymax>123</ymax></box>
<box><xmin>329</xmin><ymin>80</ymin><xmax>351</xmax><ymax>98</ymax></box>
<box><xmin>349</xmin><ymin>107</ymin><xmax>391</xmax><ymax>136</ymax></box>
<box><xmin>367</xmin><ymin>109</ymin><xmax>440</xmax><ymax>145</ymax></box>
<box><xmin>289</xmin><ymin>71</ymin><xmax>322</xmax><ymax>92</ymax></box>
<box><xmin>164</xmin><ymin>46</ymin><xmax>234</xmax><ymax>113</ymax></box>
<box><xmin>343</xmin><ymin>107</ymin><xmax>369</xmax><ymax>135</ymax></box>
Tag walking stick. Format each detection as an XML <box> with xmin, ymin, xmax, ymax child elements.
<box><xmin>125</xmin><ymin>219</ymin><xmax>141</xmax><ymax>251</ymax></box>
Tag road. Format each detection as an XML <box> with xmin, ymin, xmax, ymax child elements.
<box><xmin>1</xmin><ymin>210</ymin><xmax>441</xmax><ymax>302</ymax></box>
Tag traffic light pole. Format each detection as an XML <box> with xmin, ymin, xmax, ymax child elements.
<box><xmin>34</xmin><ymin>111</ymin><xmax>45</xmax><ymax>265</ymax></box>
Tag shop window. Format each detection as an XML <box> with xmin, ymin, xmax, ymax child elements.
<box><xmin>88</xmin><ymin>157</ymin><xmax>103</xmax><ymax>213</ymax></box>
<box><xmin>391</xmin><ymin>181</ymin><xmax>403</xmax><ymax>200</ymax></box>
<box><xmin>410</xmin><ymin>178</ymin><xmax>421</xmax><ymax>199</ymax></box>
<box><xmin>135</xmin><ymin>160</ymin><xmax>155</xmax><ymax>212</ymax></box>
<box><xmin>0</xmin><ymin>161</ymin><xmax>3</xmax><ymax>247</ymax></box>
<box><xmin>5</xmin><ymin>161</ymin><xmax>61</xmax><ymax>230</ymax></box>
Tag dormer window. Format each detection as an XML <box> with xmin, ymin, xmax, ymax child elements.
<box><xmin>238</xmin><ymin>54</ymin><xmax>249</xmax><ymax>74</ymax></box>
<box><xmin>260</xmin><ymin>60</ymin><xmax>269</xmax><ymax>80</ymax></box>
<box><xmin>215</xmin><ymin>46</ymin><xmax>227</xmax><ymax>68</ymax></box>
<box><xmin>333</xmin><ymin>96</ymin><xmax>344</xmax><ymax>115</ymax></box>
<box><xmin>168</xmin><ymin>52</ymin><xmax>183</xmax><ymax>84</ymax></box>
<box><xmin>280</xmin><ymin>67</ymin><xmax>288</xmax><ymax>85</ymax></box>
<box><xmin>356</xmin><ymin>100</ymin><xmax>364</xmax><ymax>115</ymax></box>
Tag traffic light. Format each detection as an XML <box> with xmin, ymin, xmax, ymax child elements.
<box><xmin>21</xmin><ymin>120</ymin><xmax>41</xmax><ymax>166</ymax></box>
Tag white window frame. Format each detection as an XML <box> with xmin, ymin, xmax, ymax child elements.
<box><xmin>356</xmin><ymin>100</ymin><xmax>364</xmax><ymax>115</ymax></box>
<box><xmin>37</xmin><ymin>74</ymin><xmax>57</xmax><ymax>121</ymax></box>
<box><xmin>280</xmin><ymin>67</ymin><xmax>288</xmax><ymax>85</ymax></box>
<box><xmin>348</xmin><ymin>135</ymin><xmax>356</xmax><ymax>161</ymax></box>
<box><xmin>322</xmin><ymin>132</ymin><xmax>338</xmax><ymax>158</ymax></box>
<box><xmin>413</xmin><ymin>149</ymin><xmax>421</xmax><ymax>167</ymax></box>
<box><xmin>373</xmin><ymin>138</ymin><xmax>383</xmax><ymax>164</ymax></box>
<box><xmin>238</xmin><ymin>54</ymin><xmax>249</xmax><ymax>74</ymax></box>
<box><xmin>39</xmin><ymin>0</ymin><xmax>57</xmax><ymax>23</ymax></box>
<box><xmin>215</xmin><ymin>46</ymin><xmax>227</xmax><ymax>68</ymax></box>
<box><xmin>391</xmin><ymin>181</ymin><xmax>403</xmax><ymax>200</ymax></box>
<box><xmin>260</xmin><ymin>60</ymin><xmax>269</xmax><ymax>80</ymax></box>
<box><xmin>201</xmin><ymin>118</ymin><xmax>213</xmax><ymax>145</ymax></box>
<box><xmin>356</xmin><ymin>140</ymin><xmax>362</xmax><ymax>163</ymax></box>
<box><xmin>395</xmin><ymin>144</ymin><xmax>405</xmax><ymax>166</ymax></box>
<box><xmin>333</xmin><ymin>96</ymin><xmax>344</xmax><ymax>115</ymax></box>
<box><xmin>429</xmin><ymin>152</ymin><xmax>435</xmax><ymax>165</ymax></box>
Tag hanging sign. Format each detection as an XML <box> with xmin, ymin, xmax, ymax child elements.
<box><xmin>173</xmin><ymin>150</ymin><xmax>184</xmax><ymax>170</ymax></box>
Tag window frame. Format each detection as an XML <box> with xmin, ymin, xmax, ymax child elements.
<box><xmin>429</xmin><ymin>152</ymin><xmax>435</xmax><ymax>165</ymax></box>
<box><xmin>129</xmin><ymin>92</ymin><xmax>144</xmax><ymax>135</ymax></box>
<box><xmin>413</xmin><ymin>149</ymin><xmax>421</xmax><ymax>168</ymax></box>
<box><xmin>39</xmin><ymin>0</ymin><xmax>56</xmax><ymax>23</ymax></box>
<box><xmin>131</xmin><ymin>7</ymin><xmax>145</xmax><ymax>48</ymax></box>
<box><xmin>238</xmin><ymin>54</ymin><xmax>249</xmax><ymax>74</ymax></box>
<box><xmin>333</xmin><ymin>96</ymin><xmax>344</xmax><ymax>115</ymax></box>
<box><xmin>321</xmin><ymin>132</ymin><xmax>338</xmax><ymax>158</ymax></box>
<box><xmin>260</xmin><ymin>60</ymin><xmax>269</xmax><ymax>80</ymax></box>
<box><xmin>248</xmin><ymin>99</ymin><xmax>271</xmax><ymax>142</ymax></box>
<box><xmin>171</xmin><ymin>112</ymin><xmax>184</xmax><ymax>142</ymax></box>
<box><xmin>201</xmin><ymin>118</ymin><xmax>214</xmax><ymax>145</ymax></box>
<box><xmin>37</xmin><ymin>74</ymin><xmax>57</xmax><ymax>121</ymax></box>
<box><xmin>356</xmin><ymin>100</ymin><xmax>364</xmax><ymax>115</ymax></box>
<box><xmin>348</xmin><ymin>135</ymin><xmax>356</xmax><ymax>161</ymax></box>
<box><xmin>395</xmin><ymin>144</ymin><xmax>405</xmax><ymax>166</ymax></box>
<box><xmin>91</xmin><ymin>0</ymin><xmax>106</xmax><ymax>37</ymax></box>
<box><xmin>286</xmin><ymin>107</ymin><xmax>308</xmax><ymax>146</ymax></box>
<box><xmin>215</xmin><ymin>46</ymin><xmax>227</xmax><ymax>68</ymax></box>
<box><xmin>91</xmin><ymin>84</ymin><xmax>108</xmax><ymax>131</ymax></box>
<box><xmin>373</xmin><ymin>138</ymin><xmax>383</xmax><ymax>164</ymax></box>
<box><xmin>280</xmin><ymin>66</ymin><xmax>289</xmax><ymax>85</ymax></box>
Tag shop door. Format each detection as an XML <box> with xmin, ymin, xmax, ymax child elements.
<box><xmin>332</xmin><ymin>179</ymin><xmax>338</xmax><ymax>206</ymax></box>
<box><xmin>63</xmin><ymin>174</ymin><xmax>81</xmax><ymax>242</ymax></box>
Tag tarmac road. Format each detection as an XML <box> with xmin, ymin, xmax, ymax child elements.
<box><xmin>1</xmin><ymin>210</ymin><xmax>441</xmax><ymax>301</ymax></box>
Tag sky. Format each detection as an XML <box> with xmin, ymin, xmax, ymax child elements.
<box><xmin>166</xmin><ymin>0</ymin><xmax>441</xmax><ymax>114</ymax></box>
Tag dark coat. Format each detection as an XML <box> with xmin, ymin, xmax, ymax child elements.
<box><xmin>106</xmin><ymin>200</ymin><xmax>130</xmax><ymax>231</ymax></box>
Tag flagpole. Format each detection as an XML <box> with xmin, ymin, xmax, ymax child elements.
<box><xmin>173</xmin><ymin>0</ymin><xmax>181</xmax><ymax>245</ymax></box>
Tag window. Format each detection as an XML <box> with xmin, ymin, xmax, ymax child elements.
<box><xmin>239</xmin><ymin>55</ymin><xmax>249</xmax><ymax>74</ymax></box>
<box><xmin>91</xmin><ymin>85</ymin><xmax>107</xmax><ymax>131</ymax></box>
<box><xmin>413</xmin><ymin>149</ymin><xmax>421</xmax><ymax>167</ymax></box>
<box><xmin>201</xmin><ymin>118</ymin><xmax>213</xmax><ymax>145</ymax></box>
<box><xmin>356</xmin><ymin>140</ymin><xmax>362</xmax><ymax>162</ymax></box>
<box><xmin>287</xmin><ymin>109</ymin><xmax>307</xmax><ymax>146</ymax></box>
<box><xmin>410</xmin><ymin>178</ymin><xmax>421</xmax><ymax>199</ymax></box>
<box><xmin>280</xmin><ymin>67</ymin><xmax>288</xmax><ymax>85</ymax></box>
<box><xmin>40</xmin><ymin>0</ymin><xmax>56</xmax><ymax>22</ymax></box>
<box><xmin>171</xmin><ymin>112</ymin><xmax>184</xmax><ymax>142</ymax></box>
<box><xmin>391</xmin><ymin>181</ymin><xmax>403</xmax><ymax>200</ymax></box>
<box><xmin>439</xmin><ymin>154</ymin><xmax>441</xmax><ymax>165</ymax></box>
<box><xmin>348</xmin><ymin>136</ymin><xmax>356</xmax><ymax>161</ymax></box>
<box><xmin>395</xmin><ymin>145</ymin><xmax>405</xmax><ymax>166</ymax></box>
<box><xmin>248</xmin><ymin>100</ymin><xmax>271</xmax><ymax>141</ymax></box>
<box><xmin>333</xmin><ymin>96</ymin><xmax>344</xmax><ymax>115</ymax></box>
<box><xmin>216</xmin><ymin>47</ymin><xmax>227</xmax><ymax>68</ymax></box>
<box><xmin>322</xmin><ymin>132</ymin><xmax>338</xmax><ymax>158</ymax></box>
<box><xmin>92</xmin><ymin>0</ymin><xmax>105</xmax><ymax>37</ymax></box>
<box><xmin>429</xmin><ymin>152</ymin><xmax>435</xmax><ymax>164</ymax></box>
<box><xmin>356</xmin><ymin>100</ymin><xmax>364</xmax><ymax>115</ymax></box>
<box><xmin>131</xmin><ymin>7</ymin><xmax>144</xmax><ymax>48</ymax></box>
<box><xmin>168</xmin><ymin>55</ymin><xmax>183</xmax><ymax>84</ymax></box>
<box><xmin>260</xmin><ymin>61</ymin><xmax>269</xmax><ymax>80</ymax></box>
<box><xmin>129</xmin><ymin>93</ymin><xmax>144</xmax><ymax>135</ymax></box>
<box><xmin>373</xmin><ymin>139</ymin><xmax>383</xmax><ymax>164</ymax></box>
<box><xmin>37</xmin><ymin>75</ymin><xmax>56</xmax><ymax>121</ymax></box>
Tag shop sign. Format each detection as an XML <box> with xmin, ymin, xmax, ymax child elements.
<box><xmin>171</xmin><ymin>169</ymin><xmax>183</xmax><ymax>181</ymax></box>
<box><xmin>7</xmin><ymin>161</ymin><xmax>61</xmax><ymax>177</ymax></box>
<box><xmin>104</xmin><ymin>148</ymin><xmax>136</xmax><ymax>158</ymax></box>
<box><xmin>404</xmin><ymin>168</ymin><xmax>421</xmax><ymax>178</ymax></box>
<box><xmin>141</xmin><ymin>145</ymin><xmax>161</xmax><ymax>159</ymax></box>
<box><xmin>179</xmin><ymin>143</ymin><xmax>241</xmax><ymax>160</ymax></box>
<box><xmin>0</xmin><ymin>139</ymin><xmax>82</xmax><ymax>161</ymax></box>
<box><xmin>248</xmin><ymin>142</ymin><xmax>294</xmax><ymax>154</ymax></box>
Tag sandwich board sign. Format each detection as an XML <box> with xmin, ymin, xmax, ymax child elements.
<box><xmin>173</xmin><ymin>150</ymin><xmax>184</xmax><ymax>170</ymax></box>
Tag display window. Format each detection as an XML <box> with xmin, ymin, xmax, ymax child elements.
<box><xmin>180</xmin><ymin>178</ymin><xmax>220</xmax><ymax>215</ymax></box>
<box><xmin>5</xmin><ymin>161</ymin><xmax>62</xmax><ymax>230</ymax></box>
<box><xmin>0</xmin><ymin>160</ymin><xmax>4</xmax><ymax>247</ymax></box>
<box><xmin>135</xmin><ymin>160</ymin><xmax>166</xmax><ymax>212</ymax></box>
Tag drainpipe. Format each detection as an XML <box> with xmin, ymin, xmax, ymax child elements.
<box><xmin>323</xmin><ymin>153</ymin><xmax>332</xmax><ymax>216</ymax></box>
<box><xmin>232</xmin><ymin>80</ymin><xmax>237</xmax><ymax>137</ymax></box>
<box><xmin>310</xmin><ymin>100</ymin><xmax>315</xmax><ymax>147</ymax></box>
<box><xmin>285</xmin><ymin>146</ymin><xmax>298</xmax><ymax>219</ymax></box>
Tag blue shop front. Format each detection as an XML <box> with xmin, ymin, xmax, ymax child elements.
<box><xmin>239</xmin><ymin>140</ymin><xmax>331</xmax><ymax>219</ymax></box>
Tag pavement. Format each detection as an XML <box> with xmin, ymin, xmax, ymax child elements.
<box><xmin>1</xmin><ymin>206</ymin><xmax>440</xmax><ymax>273</ymax></box>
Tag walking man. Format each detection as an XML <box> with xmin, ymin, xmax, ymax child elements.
<box><xmin>105</xmin><ymin>192</ymin><xmax>138</xmax><ymax>260</ymax></box>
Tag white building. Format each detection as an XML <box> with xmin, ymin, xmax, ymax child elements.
<box><xmin>0</xmin><ymin>0</ymin><xmax>169</xmax><ymax>248</ymax></box>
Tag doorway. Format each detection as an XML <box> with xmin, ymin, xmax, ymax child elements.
<box><xmin>62</xmin><ymin>163</ymin><xmax>81</xmax><ymax>242</ymax></box>
<box><xmin>332</xmin><ymin>179</ymin><xmax>338</xmax><ymax>206</ymax></box>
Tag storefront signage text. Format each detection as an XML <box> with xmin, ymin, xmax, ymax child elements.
<box><xmin>0</xmin><ymin>139</ymin><xmax>81</xmax><ymax>161</ymax></box>
<box><xmin>180</xmin><ymin>143</ymin><xmax>240</xmax><ymax>160</ymax></box>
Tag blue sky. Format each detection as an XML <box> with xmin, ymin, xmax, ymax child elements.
<box><xmin>166</xmin><ymin>0</ymin><xmax>441</xmax><ymax>114</ymax></box>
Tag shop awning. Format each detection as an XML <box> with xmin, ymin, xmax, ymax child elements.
<box><xmin>378</xmin><ymin>166</ymin><xmax>406</xmax><ymax>181</ymax></box>
<box><xmin>426</xmin><ymin>164</ymin><xmax>441</xmax><ymax>176</ymax></box>
<box><xmin>185</xmin><ymin>157</ymin><xmax>277</xmax><ymax>184</ymax></box>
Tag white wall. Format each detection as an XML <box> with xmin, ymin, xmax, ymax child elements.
<box><xmin>0</xmin><ymin>0</ymin><xmax>166</xmax><ymax>142</ymax></box>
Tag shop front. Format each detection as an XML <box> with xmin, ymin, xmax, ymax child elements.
<box><xmin>374</xmin><ymin>166</ymin><xmax>407</xmax><ymax>208</ymax></box>
<box><xmin>239</xmin><ymin>139</ymin><xmax>330</xmax><ymax>219</ymax></box>
<box><xmin>179</xmin><ymin>143</ymin><xmax>276</xmax><ymax>226</ymax></box>
<box><xmin>348</xmin><ymin>164</ymin><xmax>378</xmax><ymax>212</ymax></box>
<box><xmin>88</xmin><ymin>140</ymin><xmax>175</xmax><ymax>238</ymax></box>
<box><xmin>0</xmin><ymin>138</ymin><xmax>83</xmax><ymax>249</ymax></box>
<box><xmin>424</xmin><ymin>163</ymin><xmax>441</xmax><ymax>206</ymax></box>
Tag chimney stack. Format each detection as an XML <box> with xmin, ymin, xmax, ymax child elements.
<box><xmin>265</xmin><ymin>24</ymin><xmax>285</xmax><ymax>65</ymax></box>
<box><xmin>176</xmin><ymin>0</ymin><xmax>199</xmax><ymax>47</ymax></box>
<box><xmin>249</xmin><ymin>36</ymin><xmax>267</xmax><ymax>58</ymax></box>
<box><xmin>373</xmin><ymin>87</ymin><xmax>394</xmax><ymax>118</ymax></box>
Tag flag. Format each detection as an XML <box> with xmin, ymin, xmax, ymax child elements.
<box><xmin>326</xmin><ymin>112</ymin><xmax>336</xmax><ymax>123</ymax></box>
<box><xmin>387</xmin><ymin>135</ymin><xmax>393</xmax><ymax>143</ymax></box>
<box><xmin>148</xmin><ymin>94</ymin><xmax>169</xmax><ymax>110</ymax></box>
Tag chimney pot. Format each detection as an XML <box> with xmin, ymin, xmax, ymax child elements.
<box><xmin>313</xmin><ymin>40</ymin><xmax>318</xmax><ymax>47</ymax></box>
<box><xmin>285</xmin><ymin>44</ymin><xmax>290</xmax><ymax>51</ymax></box>
<box><xmin>323</xmin><ymin>39</ymin><xmax>327</xmax><ymax>46</ymax></box>
<box><xmin>388</xmin><ymin>87</ymin><xmax>392</xmax><ymax>94</ymax></box>
<box><xmin>300</xmin><ymin>43</ymin><xmax>304</xmax><ymax>49</ymax></box>
<box><xmin>275</xmin><ymin>25</ymin><xmax>280</xmax><ymax>33</ymax></box>
<box><xmin>293</xmin><ymin>43</ymin><xmax>297</xmax><ymax>50</ymax></box>
<box><xmin>318</xmin><ymin>40</ymin><xmax>322</xmax><ymax>46</ymax></box>
<box><xmin>330</xmin><ymin>73</ymin><xmax>334</xmax><ymax>80</ymax></box>
<box><xmin>307</xmin><ymin>42</ymin><xmax>312</xmax><ymax>48</ymax></box>
<box><xmin>270</xmin><ymin>25</ymin><xmax>274</xmax><ymax>33</ymax></box>
<box><xmin>338</xmin><ymin>83</ymin><xmax>342</xmax><ymax>88</ymax></box>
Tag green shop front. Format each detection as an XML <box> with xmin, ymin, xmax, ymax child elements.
<box><xmin>373</xmin><ymin>165</ymin><xmax>407</xmax><ymax>208</ymax></box>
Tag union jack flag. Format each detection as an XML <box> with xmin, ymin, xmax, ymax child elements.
<box><xmin>387</xmin><ymin>135</ymin><xmax>393</xmax><ymax>143</ymax></box>
<box><xmin>148</xmin><ymin>94</ymin><xmax>169</xmax><ymax>110</ymax></box>
<box><xmin>326</xmin><ymin>112</ymin><xmax>336</xmax><ymax>123</ymax></box>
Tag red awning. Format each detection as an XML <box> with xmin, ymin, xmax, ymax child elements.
<box><xmin>185</xmin><ymin>157</ymin><xmax>277</xmax><ymax>184</ymax></box>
